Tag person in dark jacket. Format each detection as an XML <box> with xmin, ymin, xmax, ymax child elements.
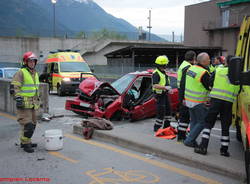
<box><xmin>152</xmin><ymin>55</ymin><xmax>172</xmax><ymax>132</ymax></box>
<box><xmin>177</xmin><ymin>50</ymin><xmax>196</xmax><ymax>141</ymax></box>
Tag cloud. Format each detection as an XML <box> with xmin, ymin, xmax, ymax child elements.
<box><xmin>94</xmin><ymin>0</ymin><xmax>209</xmax><ymax>35</ymax></box>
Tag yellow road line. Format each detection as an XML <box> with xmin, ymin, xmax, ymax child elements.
<box><xmin>48</xmin><ymin>151</ymin><xmax>78</xmax><ymax>164</ymax></box>
<box><xmin>0</xmin><ymin>112</ymin><xmax>16</xmax><ymax>120</ymax></box>
<box><xmin>66</xmin><ymin>134</ymin><xmax>222</xmax><ymax>184</ymax></box>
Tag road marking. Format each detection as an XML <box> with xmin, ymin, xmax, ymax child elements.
<box><xmin>0</xmin><ymin>112</ymin><xmax>16</xmax><ymax>120</ymax></box>
<box><xmin>48</xmin><ymin>151</ymin><xmax>78</xmax><ymax>164</ymax></box>
<box><xmin>85</xmin><ymin>168</ymin><xmax>160</xmax><ymax>184</ymax></box>
<box><xmin>66</xmin><ymin>134</ymin><xmax>222</xmax><ymax>184</ymax></box>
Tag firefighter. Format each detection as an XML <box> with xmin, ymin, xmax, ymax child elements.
<box><xmin>183</xmin><ymin>52</ymin><xmax>210</xmax><ymax>147</ymax></box>
<box><xmin>194</xmin><ymin>56</ymin><xmax>240</xmax><ymax>157</ymax></box>
<box><xmin>176</xmin><ymin>50</ymin><xmax>196</xmax><ymax>141</ymax></box>
<box><xmin>11</xmin><ymin>51</ymin><xmax>40</xmax><ymax>153</ymax></box>
<box><xmin>152</xmin><ymin>55</ymin><xmax>171</xmax><ymax>132</ymax></box>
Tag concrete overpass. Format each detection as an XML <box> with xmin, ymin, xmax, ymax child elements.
<box><xmin>0</xmin><ymin>36</ymin><xmax>185</xmax><ymax>66</ymax></box>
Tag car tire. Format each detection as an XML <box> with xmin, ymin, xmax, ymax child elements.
<box><xmin>110</xmin><ymin>111</ymin><xmax>122</xmax><ymax>121</ymax></box>
<box><xmin>57</xmin><ymin>84</ymin><xmax>64</xmax><ymax>96</ymax></box>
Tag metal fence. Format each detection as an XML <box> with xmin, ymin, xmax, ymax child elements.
<box><xmin>0</xmin><ymin>62</ymin><xmax>177</xmax><ymax>79</ymax></box>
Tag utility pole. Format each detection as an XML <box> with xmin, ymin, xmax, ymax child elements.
<box><xmin>147</xmin><ymin>9</ymin><xmax>152</xmax><ymax>41</ymax></box>
<box><xmin>51</xmin><ymin>0</ymin><xmax>57</xmax><ymax>37</ymax></box>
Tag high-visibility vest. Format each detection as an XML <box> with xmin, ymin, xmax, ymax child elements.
<box><xmin>209</xmin><ymin>64</ymin><xmax>215</xmax><ymax>73</ymax></box>
<box><xmin>185</xmin><ymin>65</ymin><xmax>209</xmax><ymax>103</ymax></box>
<box><xmin>177</xmin><ymin>60</ymin><xmax>191</xmax><ymax>88</ymax></box>
<box><xmin>152</xmin><ymin>68</ymin><xmax>168</xmax><ymax>94</ymax></box>
<box><xmin>209</xmin><ymin>67</ymin><xmax>240</xmax><ymax>103</ymax></box>
<box><xmin>17</xmin><ymin>68</ymin><xmax>40</xmax><ymax>109</ymax></box>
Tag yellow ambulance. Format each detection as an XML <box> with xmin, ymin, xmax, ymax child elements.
<box><xmin>41</xmin><ymin>50</ymin><xmax>95</xmax><ymax>96</ymax></box>
<box><xmin>229</xmin><ymin>16</ymin><xmax>250</xmax><ymax>183</ymax></box>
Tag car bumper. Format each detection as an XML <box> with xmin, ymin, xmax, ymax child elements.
<box><xmin>65</xmin><ymin>99</ymin><xmax>104</xmax><ymax>117</ymax></box>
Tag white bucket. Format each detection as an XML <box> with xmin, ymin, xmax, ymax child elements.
<box><xmin>44</xmin><ymin>129</ymin><xmax>63</xmax><ymax>151</ymax></box>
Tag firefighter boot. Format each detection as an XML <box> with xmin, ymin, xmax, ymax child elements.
<box><xmin>21</xmin><ymin>143</ymin><xmax>37</xmax><ymax>148</ymax></box>
<box><xmin>177</xmin><ymin>132</ymin><xmax>186</xmax><ymax>142</ymax></box>
<box><xmin>163</xmin><ymin>119</ymin><xmax>170</xmax><ymax>129</ymax></box>
<box><xmin>154</xmin><ymin>124</ymin><xmax>162</xmax><ymax>132</ymax></box>
<box><xmin>194</xmin><ymin>144</ymin><xmax>207</xmax><ymax>155</ymax></box>
<box><xmin>22</xmin><ymin>143</ymin><xmax>34</xmax><ymax>153</ymax></box>
<box><xmin>220</xmin><ymin>147</ymin><xmax>230</xmax><ymax>157</ymax></box>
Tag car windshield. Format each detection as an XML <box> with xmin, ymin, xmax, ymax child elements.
<box><xmin>4</xmin><ymin>68</ymin><xmax>19</xmax><ymax>79</ymax></box>
<box><xmin>60</xmin><ymin>62</ymin><xmax>91</xmax><ymax>72</ymax></box>
<box><xmin>111</xmin><ymin>74</ymin><xmax>135</xmax><ymax>94</ymax></box>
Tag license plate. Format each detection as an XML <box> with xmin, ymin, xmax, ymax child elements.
<box><xmin>80</xmin><ymin>102</ymin><xmax>91</xmax><ymax>108</ymax></box>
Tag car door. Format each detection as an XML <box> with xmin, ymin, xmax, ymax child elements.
<box><xmin>129</xmin><ymin>76</ymin><xmax>156</xmax><ymax>121</ymax></box>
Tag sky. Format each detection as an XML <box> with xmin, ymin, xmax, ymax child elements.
<box><xmin>93</xmin><ymin>0</ymin><xmax>209</xmax><ymax>36</ymax></box>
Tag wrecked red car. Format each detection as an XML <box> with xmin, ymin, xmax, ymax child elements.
<box><xmin>65</xmin><ymin>70</ymin><xmax>179</xmax><ymax>121</ymax></box>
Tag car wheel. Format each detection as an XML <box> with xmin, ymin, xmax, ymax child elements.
<box><xmin>57</xmin><ymin>84</ymin><xmax>64</xmax><ymax>96</ymax></box>
<box><xmin>245</xmin><ymin>139</ymin><xmax>250</xmax><ymax>184</ymax></box>
<box><xmin>48</xmin><ymin>83</ymin><xmax>53</xmax><ymax>95</ymax></box>
<box><xmin>110</xmin><ymin>111</ymin><xmax>122</xmax><ymax>121</ymax></box>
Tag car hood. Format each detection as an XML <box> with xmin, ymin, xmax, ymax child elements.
<box><xmin>78</xmin><ymin>78</ymin><xmax>120</xmax><ymax>97</ymax></box>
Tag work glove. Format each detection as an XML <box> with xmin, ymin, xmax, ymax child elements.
<box><xmin>15</xmin><ymin>96</ymin><xmax>24</xmax><ymax>109</ymax></box>
<box><xmin>165</xmin><ymin>86</ymin><xmax>172</xmax><ymax>91</ymax></box>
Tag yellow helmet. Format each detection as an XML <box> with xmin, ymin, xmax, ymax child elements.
<box><xmin>155</xmin><ymin>55</ymin><xmax>169</xmax><ymax>65</ymax></box>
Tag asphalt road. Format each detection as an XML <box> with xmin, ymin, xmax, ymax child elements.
<box><xmin>0</xmin><ymin>94</ymin><xmax>244</xmax><ymax>184</ymax></box>
<box><xmin>0</xmin><ymin>113</ymin><xmax>241</xmax><ymax>184</ymax></box>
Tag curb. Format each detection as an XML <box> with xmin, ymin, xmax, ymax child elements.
<box><xmin>73</xmin><ymin>124</ymin><xmax>245</xmax><ymax>181</ymax></box>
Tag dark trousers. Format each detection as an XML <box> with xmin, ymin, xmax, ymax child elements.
<box><xmin>154</xmin><ymin>93</ymin><xmax>170</xmax><ymax>130</ymax></box>
<box><xmin>200</xmin><ymin>98</ymin><xmax>233</xmax><ymax>151</ymax></box>
<box><xmin>177</xmin><ymin>102</ymin><xmax>190</xmax><ymax>138</ymax></box>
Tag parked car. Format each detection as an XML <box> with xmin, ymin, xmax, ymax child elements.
<box><xmin>65</xmin><ymin>70</ymin><xmax>179</xmax><ymax>121</ymax></box>
<box><xmin>0</xmin><ymin>67</ymin><xmax>19</xmax><ymax>79</ymax></box>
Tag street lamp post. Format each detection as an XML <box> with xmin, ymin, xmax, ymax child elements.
<box><xmin>147</xmin><ymin>9</ymin><xmax>152</xmax><ymax>41</ymax></box>
<box><xmin>51</xmin><ymin>0</ymin><xmax>57</xmax><ymax>37</ymax></box>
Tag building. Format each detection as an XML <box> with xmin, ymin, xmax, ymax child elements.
<box><xmin>184</xmin><ymin>0</ymin><xmax>250</xmax><ymax>56</ymax></box>
<box><xmin>105</xmin><ymin>45</ymin><xmax>220</xmax><ymax>69</ymax></box>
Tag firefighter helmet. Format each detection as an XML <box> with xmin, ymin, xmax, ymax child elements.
<box><xmin>22</xmin><ymin>52</ymin><xmax>38</xmax><ymax>65</ymax></box>
<box><xmin>220</xmin><ymin>56</ymin><xmax>225</xmax><ymax>64</ymax></box>
<box><xmin>155</xmin><ymin>55</ymin><xmax>169</xmax><ymax>65</ymax></box>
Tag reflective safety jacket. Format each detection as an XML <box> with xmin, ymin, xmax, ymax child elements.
<box><xmin>11</xmin><ymin>68</ymin><xmax>40</xmax><ymax>109</ymax></box>
<box><xmin>177</xmin><ymin>60</ymin><xmax>191</xmax><ymax>88</ymax></box>
<box><xmin>185</xmin><ymin>65</ymin><xmax>209</xmax><ymax>103</ymax></box>
<box><xmin>209</xmin><ymin>64</ymin><xmax>215</xmax><ymax>73</ymax></box>
<box><xmin>152</xmin><ymin>68</ymin><xmax>168</xmax><ymax>94</ymax></box>
<box><xmin>210</xmin><ymin>67</ymin><xmax>240</xmax><ymax>103</ymax></box>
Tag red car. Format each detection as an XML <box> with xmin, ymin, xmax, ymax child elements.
<box><xmin>65</xmin><ymin>70</ymin><xmax>179</xmax><ymax>121</ymax></box>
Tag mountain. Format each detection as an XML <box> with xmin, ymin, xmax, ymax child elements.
<box><xmin>0</xmin><ymin>0</ymin><xmax>70</xmax><ymax>37</ymax></box>
<box><xmin>33</xmin><ymin>0</ymin><xmax>138</xmax><ymax>34</ymax></box>
<box><xmin>0</xmin><ymin>0</ymin><xmax>163</xmax><ymax>41</ymax></box>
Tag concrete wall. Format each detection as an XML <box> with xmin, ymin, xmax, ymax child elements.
<box><xmin>83</xmin><ymin>43</ymin><xmax>127</xmax><ymax>65</ymax></box>
<box><xmin>0</xmin><ymin>37</ymin><xmax>94</xmax><ymax>64</ymax></box>
<box><xmin>0</xmin><ymin>79</ymin><xmax>49</xmax><ymax>117</ymax></box>
<box><xmin>184</xmin><ymin>0</ymin><xmax>250</xmax><ymax>55</ymax></box>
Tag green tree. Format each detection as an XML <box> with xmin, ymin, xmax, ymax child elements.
<box><xmin>75</xmin><ymin>31</ymin><xmax>86</xmax><ymax>38</ymax></box>
<box><xmin>91</xmin><ymin>28</ymin><xmax>127</xmax><ymax>40</ymax></box>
